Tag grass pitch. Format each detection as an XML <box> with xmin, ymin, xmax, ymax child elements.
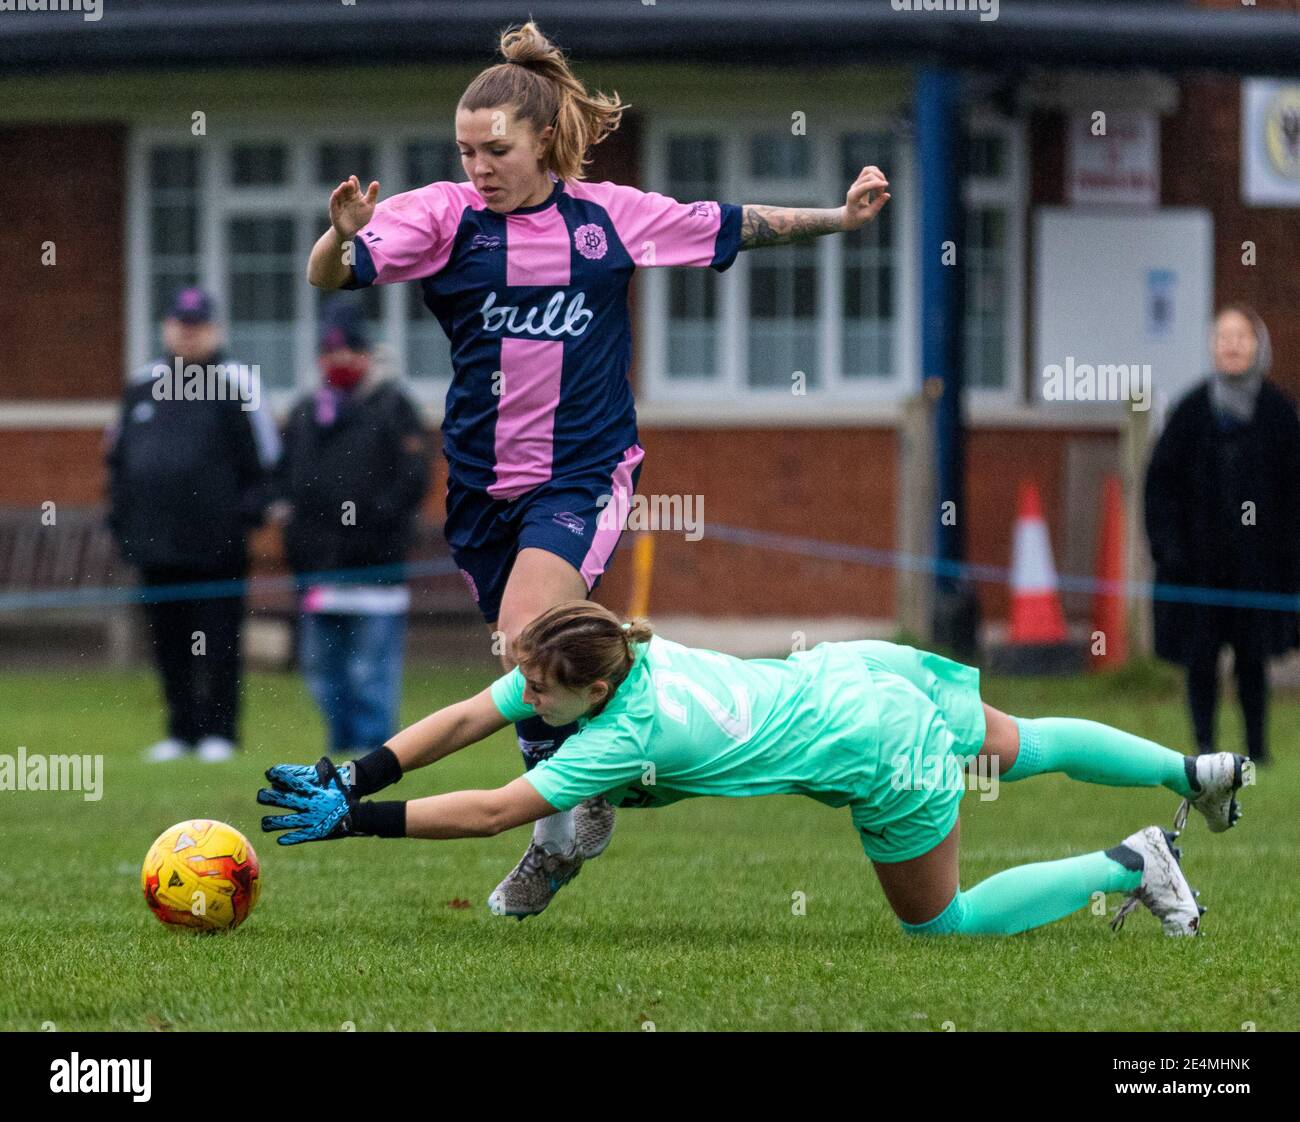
<box><xmin>1</xmin><ymin>658</ymin><xmax>1296</xmax><ymax>1031</ymax></box>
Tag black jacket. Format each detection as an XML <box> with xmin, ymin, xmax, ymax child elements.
<box><xmin>106</xmin><ymin>355</ymin><xmax>270</xmax><ymax>575</ymax></box>
<box><xmin>1143</xmin><ymin>379</ymin><xmax>1300</xmax><ymax>664</ymax></box>
<box><xmin>276</xmin><ymin>382</ymin><xmax>430</xmax><ymax>583</ymax></box>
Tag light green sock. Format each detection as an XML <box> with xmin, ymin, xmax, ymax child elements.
<box><xmin>1004</xmin><ymin>717</ymin><xmax>1196</xmax><ymax>799</ymax></box>
<box><xmin>901</xmin><ymin>849</ymin><xmax>1143</xmax><ymax>936</ymax></box>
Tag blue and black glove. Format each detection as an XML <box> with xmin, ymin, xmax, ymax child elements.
<box><xmin>258</xmin><ymin>756</ymin><xmax>361</xmax><ymax>845</ymax></box>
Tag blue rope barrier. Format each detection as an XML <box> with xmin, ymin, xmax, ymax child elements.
<box><xmin>1</xmin><ymin>525</ymin><xmax>1296</xmax><ymax>615</ymax></box>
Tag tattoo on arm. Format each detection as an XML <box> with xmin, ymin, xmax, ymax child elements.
<box><xmin>739</xmin><ymin>205</ymin><xmax>845</xmax><ymax>250</ymax></box>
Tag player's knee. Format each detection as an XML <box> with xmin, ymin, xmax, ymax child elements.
<box><xmin>898</xmin><ymin>890</ymin><xmax>967</xmax><ymax>937</ymax></box>
<box><xmin>981</xmin><ymin>705</ymin><xmax>1022</xmax><ymax>778</ymax></box>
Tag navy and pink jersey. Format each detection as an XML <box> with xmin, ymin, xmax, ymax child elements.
<box><xmin>343</xmin><ymin>173</ymin><xmax>742</xmax><ymax>496</ymax></box>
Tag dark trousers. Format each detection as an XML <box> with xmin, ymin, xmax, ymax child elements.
<box><xmin>1185</xmin><ymin>606</ymin><xmax>1269</xmax><ymax>761</ymax></box>
<box><xmin>141</xmin><ymin>568</ymin><xmax>245</xmax><ymax>745</ymax></box>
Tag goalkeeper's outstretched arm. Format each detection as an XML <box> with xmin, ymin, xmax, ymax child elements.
<box><xmin>401</xmin><ymin>778</ymin><xmax>559</xmax><ymax>840</ymax></box>
<box><xmin>384</xmin><ymin>688</ymin><xmax>511</xmax><ymax>772</ymax></box>
<box><xmin>257</xmin><ymin>690</ymin><xmax>543</xmax><ymax>845</ymax></box>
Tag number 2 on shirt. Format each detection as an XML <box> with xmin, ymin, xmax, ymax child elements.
<box><xmin>652</xmin><ymin>669</ymin><xmax>751</xmax><ymax>742</ymax></box>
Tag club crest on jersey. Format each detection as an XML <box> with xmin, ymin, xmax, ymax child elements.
<box><xmin>479</xmin><ymin>290</ymin><xmax>594</xmax><ymax>338</ymax></box>
<box><xmin>573</xmin><ymin>223</ymin><xmax>608</xmax><ymax>261</ymax></box>
<box><xmin>470</xmin><ymin>234</ymin><xmax>501</xmax><ymax>251</ymax></box>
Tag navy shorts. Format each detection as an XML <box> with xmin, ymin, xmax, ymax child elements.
<box><xmin>444</xmin><ymin>444</ymin><xmax>645</xmax><ymax>623</ymax></box>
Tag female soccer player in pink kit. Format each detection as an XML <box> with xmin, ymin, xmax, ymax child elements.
<box><xmin>306</xmin><ymin>20</ymin><xmax>891</xmax><ymax>918</ymax></box>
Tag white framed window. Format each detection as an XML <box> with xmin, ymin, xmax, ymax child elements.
<box><xmin>126</xmin><ymin>126</ymin><xmax>468</xmax><ymax>411</ymax></box>
<box><xmin>641</xmin><ymin>116</ymin><xmax>911</xmax><ymax>410</ymax></box>
<box><xmin>640</xmin><ymin>114</ymin><xmax>1026</xmax><ymax>410</ymax></box>
<box><xmin>126</xmin><ymin>114</ymin><xmax>1026</xmax><ymax>417</ymax></box>
<box><xmin>963</xmin><ymin>113</ymin><xmax>1027</xmax><ymax>407</ymax></box>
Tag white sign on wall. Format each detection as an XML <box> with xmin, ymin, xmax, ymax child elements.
<box><xmin>1034</xmin><ymin>209</ymin><xmax>1213</xmax><ymax>422</ymax></box>
<box><xmin>1067</xmin><ymin>112</ymin><xmax>1160</xmax><ymax>207</ymax></box>
<box><xmin>1241</xmin><ymin>79</ymin><xmax>1300</xmax><ymax>207</ymax></box>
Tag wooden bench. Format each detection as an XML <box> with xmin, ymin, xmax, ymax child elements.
<box><xmin>0</xmin><ymin>506</ymin><xmax>136</xmax><ymax>665</ymax></box>
<box><xmin>0</xmin><ymin>507</ymin><xmax>479</xmax><ymax>668</ymax></box>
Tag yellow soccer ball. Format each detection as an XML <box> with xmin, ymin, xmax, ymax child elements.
<box><xmin>141</xmin><ymin>819</ymin><xmax>261</xmax><ymax>933</ymax></box>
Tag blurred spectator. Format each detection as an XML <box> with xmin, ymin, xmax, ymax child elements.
<box><xmin>274</xmin><ymin>297</ymin><xmax>430</xmax><ymax>757</ymax></box>
<box><xmin>106</xmin><ymin>287</ymin><xmax>279</xmax><ymax>762</ymax></box>
<box><xmin>1143</xmin><ymin>304</ymin><xmax>1300</xmax><ymax>764</ymax></box>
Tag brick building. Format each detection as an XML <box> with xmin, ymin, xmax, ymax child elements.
<box><xmin>2</xmin><ymin>0</ymin><xmax>1299</xmax><ymax>644</ymax></box>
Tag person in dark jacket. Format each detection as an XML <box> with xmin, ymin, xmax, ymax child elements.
<box><xmin>106</xmin><ymin>287</ymin><xmax>280</xmax><ymax>762</ymax></box>
<box><xmin>1144</xmin><ymin>303</ymin><xmax>1300</xmax><ymax>764</ymax></box>
<box><xmin>274</xmin><ymin>298</ymin><xmax>430</xmax><ymax>756</ymax></box>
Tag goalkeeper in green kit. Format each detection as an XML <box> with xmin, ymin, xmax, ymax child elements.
<box><xmin>258</xmin><ymin>602</ymin><xmax>1251</xmax><ymax>936</ymax></box>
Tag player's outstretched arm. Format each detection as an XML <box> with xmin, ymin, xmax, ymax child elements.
<box><xmin>307</xmin><ymin>174</ymin><xmax>380</xmax><ymax>289</ymax></box>
<box><xmin>403</xmin><ymin>777</ymin><xmax>559</xmax><ymax>840</ymax></box>
<box><xmin>385</xmin><ymin>688</ymin><xmax>510</xmax><ymax>771</ymax></box>
<box><xmin>258</xmin><ymin>687</ymin><xmax>509</xmax><ymax>829</ymax></box>
<box><xmin>259</xmin><ymin>771</ymin><xmax>556</xmax><ymax>845</ymax></box>
<box><xmin>739</xmin><ymin>164</ymin><xmax>890</xmax><ymax>250</ymax></box>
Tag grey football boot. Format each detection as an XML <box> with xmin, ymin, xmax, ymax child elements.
<box><xmin>573</xmin><ymin>796</ymin><xmax>616</xmax><ymax>858</ymax></box>
<box><xmin>487</xmin><ymin>841</ymin><xmax>584</xmax><ymax>920</ymax></box>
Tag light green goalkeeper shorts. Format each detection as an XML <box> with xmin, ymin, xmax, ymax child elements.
<box><xmin>840</xmin><ymin>641</ymin><xmax>987</xmax><ymax>865</ymax></box>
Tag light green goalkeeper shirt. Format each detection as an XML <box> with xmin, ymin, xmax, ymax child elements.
<box><xmin>490</xmin><ymin>634</ymin><xmax>888</xmax><ymax>813</ymax></box>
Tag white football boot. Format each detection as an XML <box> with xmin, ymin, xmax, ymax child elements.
<box><xmin>195</xmin><ymin>736</ymin><xmax>237</xmax><ymax>763</ymax></box>
<box><xmin>572</xmin><ymin>796</ymin><xmax>616</xmax><ymax>858</ymax></box>
<box><xmin>144</xmin><ymin>737</ymin><xmax>189</xmax><ymax>762</ymax></box>
<box><xmin>1174</xmin><ymin>752</ymin><xmax>1250</xmax><ymax>834</ymax></box>
<box><xmin>487</xmin><ymin>842</ymin><xmax>583</xmax><ymax>920</ymax></box>
<box><xmin>1110</xmin><ymin>826</ymin><xmax>1205</xmax><ymax>937</ymax></box>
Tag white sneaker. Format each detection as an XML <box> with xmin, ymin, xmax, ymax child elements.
<box><xmin>144</xmin><ymin>738</ymin><xmax>189</xmax><ymax>762</ymax></box>
<box><xmin>195</xmin><ymin>737</ymin><xmax>237</xmax><ymax>763</ymax></box>
<box><xmin>1175</xmin><ymin>753</ymin><xmax>1250</xmax><ymax>834</ymax></box>
<box><xmin>1110</xmin><ymin>826</ymin><xmax>1205</xmax><ymax>937</ymax></box>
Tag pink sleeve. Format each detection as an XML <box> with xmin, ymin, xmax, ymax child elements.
<box><xmin>566</xmin><ymin>181</ymin><xmax>743</xmax><ymax>272</ymax></box>
<box><xmin>351</xmin><ymin>182</ymin><xmax>465</xmax><ymax>285</ymax></box>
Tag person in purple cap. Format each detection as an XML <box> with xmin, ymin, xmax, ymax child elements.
<box><xmin>272</xmin><ymin>296</ymin><xmax>430</xmax><ymax>758</ymax></box>
<box><xmin>106</xmin><ymin>287</ymin><xmax>280</xmax><ymax>762</ymax></box>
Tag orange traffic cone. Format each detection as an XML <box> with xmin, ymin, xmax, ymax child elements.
<box><xmin>1089</xmin><ymin>474</ymin><xmax>1128</xmax><ymax>669</ymax></box>
<box><xmin>1008</xmin><ymin>479</ymin><xmax>1068</xmax><ymax>645</ymax></box>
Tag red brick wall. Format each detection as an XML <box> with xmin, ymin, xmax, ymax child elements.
<box><xmin>0</xmin><ymin>430</ymin><xmax>108</xmax><ymax>505</ymax></box>
<box><xmin>591</xmin><ymin>426</ymin><xmax>1119</xmax><ymax>623</ymax></box>
<box><xmin>0</xmin><ymin>422</ymin><xmax>1111</xmax><ymax>625</ymax></box>
<box><xmin>19</xmin><ymin>92</ymin><xmax>1280</xmax><ymax>627</ymax></box>
<box><xmin>1032</xmin><ymin>65</ymin><xmax>1300</xmax><ymax>402</ymax></box>
<box><xmin>1</xmin><ymin>125</ymin><xmax>127</xmax><ymax>400</ymax></box>
<box><xmin>595</xmin><ymin>426</ymin><xmax>899</xmax><ymax>618</ymax></box>
<box><xmin>1164</xmin><ymin>74</ymin><xmax>1300</xmax><ymax>400</ymax></box>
